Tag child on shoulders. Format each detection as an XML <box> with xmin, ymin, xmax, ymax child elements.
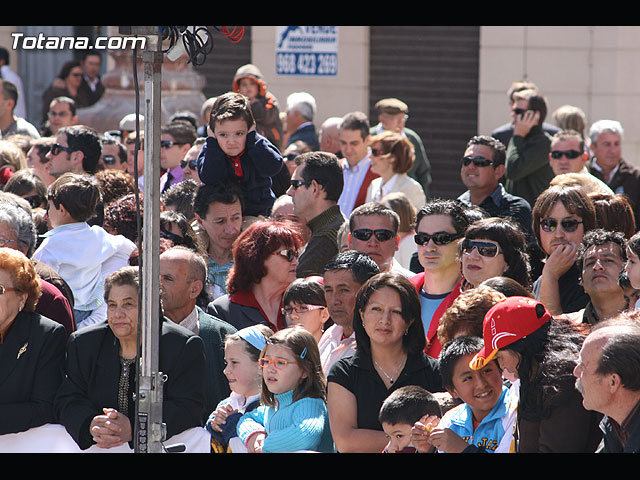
<box><xmin>197</xmin><ymin>91</ymin><xmax>284</xmax><ymax>219</ymax></box>
<box><xmin>236</xmin><ymin>326</ymin><xmax>334</xmax><ymax>453</ymax></box>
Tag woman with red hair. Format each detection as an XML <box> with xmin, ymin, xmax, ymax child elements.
<box><xmin>207</xmin><ymin>218</ymin><xmax>305</xmax><ymax>332</ymax></box>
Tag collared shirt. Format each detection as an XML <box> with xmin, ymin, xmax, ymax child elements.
<box><xmin>173</xmin><ymin>305</ymin><xmax>200</xmax><ymax>335</ymax></box>
<box><xmin>318</xmin><ymin>324</ymin><xmax>357</xmax><ymax>376</ymax></box>
<box><xmin>338</xmin><ymin>155</ymin><xmax>371</xmax><ymax>217</ymax></box>
<box><xmin>83</xmin><ymin>74</ymin><xmax>100</xmax><ymax>92</ymax></box>
<box><xmin>591</xmin><ymin>158</ymin><xmax>621</xmax><ymax>186</ymax></box>
<box><xmin>205</xmin><ymin>256</ymin><xmax>233</xmax><ymax>301</ymax></box>
<box><xmin>370</xmin><ymin>173</ymin><xmax>399</xmax><ymax>203</ymax></box>
<box><xmin>602</xmin><ymin>397</ymin><xmax>640</xmax><ymax>453</ymax></box>
<box><xmin>160</xmin><ymin>164</ymin><xmax>184</xmax><ymax>193</ymax></box>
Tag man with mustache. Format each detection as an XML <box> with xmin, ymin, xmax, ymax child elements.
<box><xmin>573</xmin><ymin>316</ymin><xmax>640</xmax><ymax>452</ymax></box>
<box><xmin>566</xmin><ymin>229</ymin><xmax>628</xmax><ymax>325</ymax></box>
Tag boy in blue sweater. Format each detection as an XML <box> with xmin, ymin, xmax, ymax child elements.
<box><xmin>197</xmin><ymin>91</ymin><xmax>284</xmax><ymax>218</ymax></box>
<box><xmin>412</xmin><ymin>336</ymin><xmax>517</xmax><ymax>453</ymax></box>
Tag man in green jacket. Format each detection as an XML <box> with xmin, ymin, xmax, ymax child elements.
<box><xmin>503</xmin><ymin>88</ymin><xmax>554</xmax><ymax>208</ymax></box>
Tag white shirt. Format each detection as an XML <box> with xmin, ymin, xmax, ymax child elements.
<box><xmin>318</xmin><ymin>324</ymin><xmax>357</xmax><ymax>376</ymax></box>
<box><xmin>338</xmin><ymin>155</ymin><xmax>371</xmax><ymax>217</ymax></box>
<box><xmin>0</xmin><ymin>65</ymin><xmax>27</xmax><ymax>119</ymax></box>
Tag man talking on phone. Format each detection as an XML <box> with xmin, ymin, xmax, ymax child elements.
<box><xmin>503</xmin><ymin>88</ymin><xmax>555</xmax><ymax>207</ymax></box>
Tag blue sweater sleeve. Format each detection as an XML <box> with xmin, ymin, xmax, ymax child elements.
<box><xmin>261</xmin><ymin>398</ymin><xmax>328</xmax><ymax>453</ymax></box>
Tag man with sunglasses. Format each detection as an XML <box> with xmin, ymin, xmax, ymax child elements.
<box><xmin>46</xmin><ymin>124</ymin><xmax>101</xmax><ymax>179</ymax></box>
<box><xmin>347</xmin><ymin>202</ymin><xmax>413</xmax><ymax>277</ymax></box>
<box><xmin>180</xmin><ymin>138</ymin><xmax>205</xmax><ymax>185</ymax></box>
<box><xmin>160</xmin><ymin>121</ymin><xmax>197</xmax><ymax>194</ymax></box>
<box><xmin>287</xmin><ymin>151</ymin><xmax>345</xmax><ymax>278</ymax></box>
<box><xmin>99</xmin><ymin>135</ymin><xmax>127</xmax><ymax>172</ymax></box>
<box><xmin>548</xmin><ymin>130</ymin><xmax>612</xmax><ymax>194</ymax></box>
<box><xmin>409</xmin><ymin>199</ymin><xmax>471</xmax><ymax>359</ymax></box>
<box><xmin>458</xmin><ymin>135</ymin><xmax>542</xmax><ymax>278</ymax></box>
<box><xmin>503</xmin><ymin>88</ymin><xmax>555</xmax><ymax>208</ymax></box>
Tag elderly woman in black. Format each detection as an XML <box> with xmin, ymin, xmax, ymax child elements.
<box><xmin>55</xmin><ymin>266</ymin><xmax>207</xmax><ymax>451</ymax></box>
<box><xmin>0</xmin><ymin>247</ymin><xmax>66</xmax><ymax>436</ymax></box>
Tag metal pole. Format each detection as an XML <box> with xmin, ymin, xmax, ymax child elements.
<box><xmin>135</xmin><ymin>31</ymin><xmax>165</xmax><ymax>453</ymax></box>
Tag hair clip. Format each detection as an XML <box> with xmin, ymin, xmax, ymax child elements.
<box><xmin>300</xmin><ymin>346</ymin><xmax>307</xmax><ymax>359</ymax></box>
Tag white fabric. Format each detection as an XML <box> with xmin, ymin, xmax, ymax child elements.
<box><xmin>318</xmin><ymin>324</ymin><xmax>357</xmax><ymax>376</ymax></box>
<box><xmin>0</xmin><ymin>424</ymin><xmax>211</xmax><ymax>453</ymax></box>
<box><xmin>0</xmin><ymin>65</ymin><xmax>27</xmax><ymax>119</ymax></box>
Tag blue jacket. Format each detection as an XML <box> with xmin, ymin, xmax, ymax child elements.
<box><xmin>438</xmin><ymin>385</ymin><xmax>518</xmax><ymax>453</ymax></box>
<box><xmin>197</xmin><ymin>131</ymin><xmax>283</xmax><ymax>217</ymax></box>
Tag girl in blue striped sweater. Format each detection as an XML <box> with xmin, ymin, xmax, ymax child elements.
<box><xmin>237</xmin><ymin>326</ymin><xmax>334</xmax><ymax>453</ymax></box>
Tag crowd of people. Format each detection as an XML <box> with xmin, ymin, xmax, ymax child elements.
<box><xmin>2</xmin><ymin>50</ymin><xmax>640</xmax><ymax>454</ymax></box>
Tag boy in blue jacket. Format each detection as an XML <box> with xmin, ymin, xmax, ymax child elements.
<box><xmin>413</xmin><ymin>336</ymin><xmax>518</xmax><ymax>453</ymax></box>
<box><xmin>197</xmin><ymin>92</ymin><xmax>284</xmax><ymax>218</ymax></box>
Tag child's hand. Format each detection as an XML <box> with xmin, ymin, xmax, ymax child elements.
<box><xmin>411</xmin><ymin>414</ymin><xmax>439</xmax><ymax>453</ymax></box>
<box><xmin>428</xmin><ymin>426</ymin><xmax>469</xmax><ymax>453</ymax></box>
<box><xmin>208</xmin><ymin>404</ymin><xmax>237</xmax><ymax>433</ymax></box>
<box><xmin>246</xmin><ymin>431</ymin><xmax>266</xmax><ymax>453</ymax></box>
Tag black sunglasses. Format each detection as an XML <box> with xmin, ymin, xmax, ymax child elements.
<box><xmin>180</xmin><ymin>159</ymin><xmax>198</xmax><ymax>170</ymax></box>
<box><xmin>371</xmin><ymin>148</ymin><xmax>388</xmax><ymax>157</ymax></box>
<box><xmin>461</xmin><ymin>155</ymin><xmax>494</xmax><ymax>168</ymax></box>
<box><xmin>51</xmin><ymin>143</ymin><xmax>76</xmax><ymax>156</ymax></box>
<box><xmin>290</xmin><ymin>179</ymin><xmax>312</xmax><ymax>190</ymax></box>
<box><xmin>351</xmin><ymin>228</ymin><xmax>395</xmax><ymax>242</ymax></box>
<box><xmin>550</xmin><ymin>150</ymin><xmax>583</xmax><ymax>160</ymax></box>
<box><xmin>102</xmin><ymin>155</ymin><xmax>118</xmax><ymax>165</ymax></box>
<box><xmin>24</xmin><ymin>194</ymin><xmax>45</xmax><ymax>209</ymax></box>
<box><xmin>540</xmin><ymin>217</ymin><xmax>583</xmax><ymax>233</ymax></box>
<box><xmin>160</xmin><ymin>139</ymin><xmax>186</xmax><ymax>149</ymax></box>
<box><xmin>273</xmin><ymin>248</ymin><xmax>299</xmax><ymax>262</ymax></box>
<box><xmin>414</xmin><ymin>231</ymin><xmax>462</xmax><ymax>246</ymax></box>
<box><xmin>461</xmin><ymin>238</ymin><xmax>502</xmax><ymax>258</ymax></box>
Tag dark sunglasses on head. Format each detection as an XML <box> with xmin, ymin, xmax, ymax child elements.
<box><xmin>51</xmin><ymin>143</ymin><xmax>76</xmax><ymax>156</ymax></box>
<box><xmin>351</xmin><ymin>228</ymin><xmax>395</xmax><ymax>242</ymax></box>
<box><xmin>461</xmin><ymin>155</ymin><xmax>494</xmax><ymax>168</ymax></box>
<box><xmin>461</xmin><ymin>238</ymin><xmax>502</xmax><ymax>257</ymax></box>
<box><xmin>290</xmin><ymin>179</ymin><xmax>312</xmax><ymax>190</ymax></box>
<box><xmin>540</xmin><ymin>217</ymin><xmax>583</xmax><ymax>233</ymax></box>
<box><xmin>550</xmin><ymin>149</ymin><xmax>583</xmax><ymax>160</ymax></box>
<box><xmin>414</xmin><ymin>231</ymin><xmax>462</xmax><ymax>246</ymax></box>
<box><xmin>180</xmin><ymin>159</ymin><xmax>198</xmax><ymax>170</ymax></box>
<box><xmin>273</xmin><ymin>248</ymin><xmax>299</xmax><ymax>262</ymax></box>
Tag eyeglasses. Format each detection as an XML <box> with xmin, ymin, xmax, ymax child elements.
<box><xmin>512</xmin><ymin>107</ymin><xmax>528</xmax><ymax>116</ymax></box>
<box><xmin>461</xmin><ymin>238</ymin><xmax>502</xmax><ymax>257</ymax></box>
<box><xmin>273</xmin><ymin>248</ymin><xmax>299</xmax><ymax>262</ymax></box>
<box><xmin>258</xmin><ymin>357</ymin><xmax>299</xmax><ymax>370</ymax></box>
<box><xmin>550</xmin><ymin>150</ymin><xmax>583</xmax><ymax>160</ymax></box>
<box><xmin>540</xmin><ymin>217</ymin><xmax>583</xmax><ymax>233</ymax></box>
<box><xmin>414</xmin><ymin>231</ymin><xmax>462</xmax><ymax>246</ymax></box>
<box><xmin>160</xmin><ymin>139</ymin><xmax>186</xmax><ymax>149</ymax></box>
<box><xmin>461</xmin><ymin>155</ymin><xmax>494</xmax><ymax>168</ymax></box>
<box><xmin>160</xmin><ymin>231</ymin><xmax>186</xmax><ymax>246</ymax></box>
<box><xmin>0</xmin><ymin>235</ymin><xmax>17</xmax><ymax>248</ymax></box>
<box><xmin>23</xmin><ymin>194</ymin><xmax>45</xmax><ymax>209</ymax></box>
<box><xmin>371</xmin><ymin>148</ymin><xmax>388</xmax><ymax>157</ymax></box>
<box><xmin>180</xmin><ymin>159</ymin><xmax>198</xmax><ymax>170</ymax></box>
<box><xmin>51</xmin><ymin>143</ymin><xmax>76</xmax><ymax>156</ymax></box>
<box><xmin>102</xmin><ymin>155</ymin><xmax>118</xmax><ymax>165</ymax></box>
<box><xmin>0</xmin><ymin>285</ymin><xmax>19</xmax><ymax>295</ymax></box>
<box><xmin>290</xmin><ymin>179</ymin><xmax>312</xmax><ymax>190</ymax></box>
<box><xmin>285</xmin><ymin>153</ymin><xmax>298</xmax><ymax>162</ymax></box>
<box><xmin>282</xmin><ymin>304</ymin><xmax>325</xmax><ymax>316</ymax></box>
<box><xmin>351</xmin><ymin>228</ymin><xmax>395</xmax><ymax>242</ymax></box>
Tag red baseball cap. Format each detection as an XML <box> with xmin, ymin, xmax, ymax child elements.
<box><xmin>469</xmin><ymin>296</ymin><xmax>552</xmax><ymax>370</ymax></box>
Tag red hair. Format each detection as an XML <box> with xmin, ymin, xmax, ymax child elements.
<box><xmin>226</xmin><ymin>219</ymin><xmax>304</xmax><ymax>294</ymax></box>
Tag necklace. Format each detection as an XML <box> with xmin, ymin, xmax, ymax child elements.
<box><xmin>374</xmin><ymin>358</ymin><xmax>406</xmax><ymax>385</ymax></box>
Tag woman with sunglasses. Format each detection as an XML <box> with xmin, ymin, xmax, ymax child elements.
<box><xmin>207</xmin><ymin>218</ymin><xmax>305</xmax><ymax>333</ymax></box>
<box><xmin>327</xmin><ymin>272</ymin><xmax>443</xmax><ymax>452</ymax></box>
<box><xmin>531</xmin><ymin>185</ymin><xmax>596</xmax><ymax>315</ymax></box>
<box><xmin>41</xmin><ymin>60</ymin><xmax>85</xmax><ymax>123</ymax></box>
<box><xmin>365</xmin><ymin>131</ymin><xmax>426</xmax><ymax>211</ymax></box>
<box><xmin>460</xmin><ymin>217</ymin><xmax>531</xmax><ymax>291</ymax></box>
